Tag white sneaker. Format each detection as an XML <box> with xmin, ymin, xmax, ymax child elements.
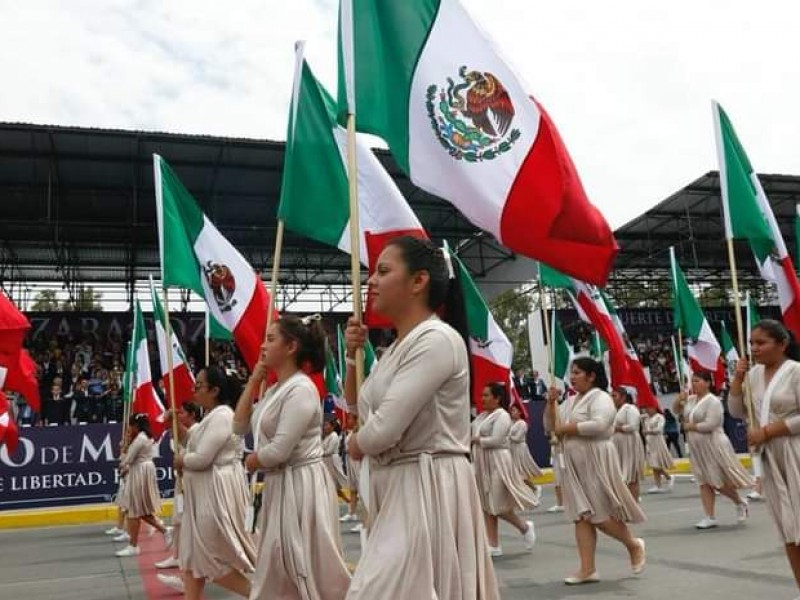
<box><xmin>155</xmin><ymin>556</ymin><xmax>180</xmax><ymax>569</ymax></box>
<box><xmin>746</xmin><ymin>491</ymin><xmax>763</xmax><ymax>502</ymax></box>
<box><xmin>104</xmin><ymin>526</ymin><xmax>123</xmax><ymax>536</ymax></box>
<box><xmin>115</xmin><ymin>544</ymin><xmax>140</xmax><ymax>557</ymax></box>
<box><xmin>666</xmin><ymin>477</ymin><xmax>675</xmax><ymax>491</ymax></box>
<box><xmin>339</xmin><ymin>513</ymin><xmax>358</xmax><ymax>523</ymax></box>
<box><xmin>489</xmin><ymin>546</ymin><xmax>503</xmax><ymax>557</ymax></box>
<box><xmin>113</xmin><ymin>532</ymin><xmax>130</xmax><ymax>543</ymax></box>
<box><xmin>522</xmin><ymin>521</ymin><xmax>537</xmax><ymax>551</ymax></box>
<box><xmin>647</xmin><ymin>487</ymin><xmax>663</xmax><ymax>494</ymax></box>
<box><xmin>349</xmin><ymin>523</ymin><xmax>364</xmax><ymax>534</ymax></box>
<box><xmin>546</xmin><ymin>504</ymin><xmax>564</xmax><ymax>513</ymax></box>
<box><xmin>163</xmin><ymin>526</ymin><xmax>174</xmax><ymax>549</ymax></box>
<box><xmin>156</xmin><ymin>574</ymin><xmax>185</xmax><ymax>592</ymax></box>
<box><xmin>532</xmin><ymin>485</ymin><xmax>543</xmax><ymax>502</ymax></box>
<box><xmin>736</xmin><ymin>500</ymin><xmax>749</xmax><ymax>523</ymax></box>
<box><xmin>695</xmin><ymin>517</ymin><xmax>718</xmax><ymax>530</ymax></box>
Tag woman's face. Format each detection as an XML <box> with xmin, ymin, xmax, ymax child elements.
<box><xmin>611</xmin><ymin>389</ymin><xmax>625</xmax><ymax>407</ymax></box>
<box><xmin>178</xmin><ymin>407</ymin><xmax>194</xmax><ymax>428</ymax></box>
<box><xmin>482</xmin><ymin>387</ymin><xmax>500</xmax><ymax>411</ymax></box>
<box><xmin>691</xmin><ymin>375</ymin><xmax>710</xmax><ymax>396</ymax></box>
<box><xmin>367</xmin><ymin>245</ymin><xmax>428</xmax><ymax>320</ymax></box>
<box><xmin>192</xmin><ymin>370</ymin><xmax>216</xmax><ymax>409</ymax></box>
<box><xmin>260</xmin><ymin>323</ymin><xmax>296</xmax><ymax>369</ymax></box>
<box><xmin>569</xmin><ymin>366</ymin><xmax>595</xmax><ymax>393</ymax></box>
<box><xmin>323</xmin><ymin>421</ymin><xmax>333</xmax><ymax>435</ymax></box>
<box><xmin>509</xmin><ymin>405</ymin><xmax>522</xmax><ymax>421</ymax></box>
<box><xmin>750</xmin><ymin>327</ymin><xmax>787</xmax><ymax>366</ymax></box>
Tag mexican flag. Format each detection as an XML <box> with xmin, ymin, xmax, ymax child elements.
<box><xmin>279</xmin><ymin>44</ymin><xmax>426</xmax><ymax>327</ymax></box>
<box><xmin>0</xmin><ymin>391</ymin><xmax>19</xmax><ymax>455</ymax></box>
<box><xmin>550</xmin><ymin>310</ymin><xmax>572</xmax><ymax>384</ymax></box>
<box><xmin>720</xmin><ymin>320</ymin><xmax>739</xmax><ymax>368</ymax></box>
<box><xmin>0</xmin><ymin>291</ymin><xmax>40</xmax><ymax>412</ymax></box>
<box><xmin>450</xmin><ymin>246</ymin><xmax>514</xmax><ymax>412</ymax></box>
<box><xmin>149</xmin><ymin>277</ymin><xmax>195</xmax><ymax>411</ymax></box>
<box><xmin>338</xmin><ymin>0</ymin><xmax>618</xmax><ymax>287</ymax></box>
<box><xmin>713</xmin><ymin>101</ymin><xmax>800</xmax><ymax>339</ymax></box>
<box><xmin>324</xmin><ymin>338</ymin><xmax>348</xmax><ymax>422</ymax></box>
<box><xmin>746</xmin><ymin>291</ymin><xmax>762</xmax><ymax>355</ymax></box>
<box><xmin>155</xmin><ymin>154</ymin><xmax>276</xmax><ymax>370</ymax></box>
<box><xmin>131</xmin><ymin>300</ymin><xmax>167</xmax><ymax>439</ymax></box>
<box><xmin>669</xmin><ymin>247</ymin><xmax>722</xmax><ymax>378</ymax></box>
<box><xmin>337</xmin><ymin>323</ymin><xmax>376</xmax><ymax>382</ymax></box>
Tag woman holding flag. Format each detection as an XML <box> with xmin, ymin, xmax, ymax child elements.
<box><xmin>546</xmin><ymin>358</ymin><xmax>646</xmax><ymax>585</ymax></box>
<box><xmin>676</xmin><ymin>371</ymin><xmax>753</xmax><ymax>530</ymax></box>
<box><xmin>344</xmin><ymin>236</ymin><xmax>499</xmax><ymax>599</ymax></box>
<box><xmin>612</xmin><ymin>387</ymin><xmax>646</xmax><ymax>501</ymax></box>
<box><xmin>173</xmin><ymin>367</ymin><xmax>255</xmax><ymax>599</ymax></box>
<box><xmin>730</xmin><ymin>320</ymin><xmax>800</xmax><ymax>591</ymax></box>
<box><xmin>236</xmin><ymin>315</ymin><xmax>350</xmax><ymax>600</ymax></box>
<box><xmin>471</xmin><ymin>382</ymin><xmax>538</xmax><ymax>557</ymax></box>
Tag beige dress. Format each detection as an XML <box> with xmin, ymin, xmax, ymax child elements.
<box><xmin>115</xmin><ymin>448</ymin><xmax>129</xmax><ymax>511</ymax></box>
<box><xmin>557</xmin><ymin>389</ymin><xmax>645</xmax><ymax>524</ymax></box>
<box><xmin>643</xmin><ymin>413</ymin><xmax>674</xmax><ymax>470</ymax></box>
<box><xmin>345</xmin><ymin>431</ymin><xmax>360</xmax><ymax>493</ymax></box>
<box><xmin>613</xmin><ymin>404</ymin><xmax>646</xmax><ymax>484</ymax></box>
<box><xmin>347</xmin><ymin>316</ymin><xmax>499</xmax><ymax>600</ymax></box>
<box><xmin>120</xmin><ymin>431</ymin><xmax>161</xmax><ymax>518</ymax></box>
<box><xmin>509</xmin><ymin>419</ymin><xmax>543</xmax><ymax>480</ymax></box>
<box><xmin>323</xmin><ymin>431</ymin><xmax>348</xmax><ymax>491</ymax></box>
<box><xmin>236</xmin><ymin>372</ymin><xmax>350</xmax><ymax>600</ymax></box>
<box><xmin>544</xmin><ymin>401</ymin><xmax>569</xmax><ymax>485</ymax></box>
<box><xmin>179</xmin><ymin>406</ymin><xmax>256</xmax><ymax>581</ymax></box>
<box><xmin>730</xmin><ymin>361</ymin><xmax>800</xmax><ymax>543</ymax></box>
<box><xmin>471</xmin><ymin>409</ymin><xmax>539</xmax><ymax>515</ymax></box>
<box><xmin>684</xmin><ymin>394</ymin><xmax>753</xmax><ymax>489</ymax></box>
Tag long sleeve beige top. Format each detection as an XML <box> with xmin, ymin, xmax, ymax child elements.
<box><xmin>183</xmin><ymin>405</ymin><xmax>243</xmax><ymax>471</ymax></box>
<box><xmin>729</xmin><ymin>361</ymin><xmax>800</xmax><ymax>434</ymax></box>
<box><xmin>120</xmin><ymin>432</ymin><xmax>154</xmax><ymax>467</ymax></box>
<box><xmin>614</xmin><ymin>404</ymin><xmax>641</xmax><ymax>432</ymax></box>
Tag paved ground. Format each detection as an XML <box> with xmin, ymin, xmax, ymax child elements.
<box><xmin>0</xmin><ymin>477</ymin><xmax>797</xmax><ymax>600</ymax></box>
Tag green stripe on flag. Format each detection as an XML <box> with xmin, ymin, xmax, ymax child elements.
<box><xmin>670</xmin><ymin>252</ymin><xmax>705</xmax><ymax>339</ymax></box>
<box><xmin>552</xmin><ymin>313</ymin><xmax>571</xmax><ymax>381</ymax></box>
<box><xmin>452</xmin><ymin>253</ymin><xmax>489</xmax><ymax>341</ymax></box>
<box><xmin>539</xmin><ymin>262</ymin><xmax>573</xmax><ymax>290</ymax></box>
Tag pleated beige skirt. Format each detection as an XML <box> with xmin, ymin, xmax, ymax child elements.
<box><xmin>761</xmin><ymin>435</ymin><xmax>800</xmax><ymax>544</ymax></box>
<box><xmin>125</xmin><ymin>461</ymin><xmax>161</xmax><ymax>519</ymax></box>
<box><xmin>561</xmin><ymin>437</ymin><xmax>646</xmax><ymax>525</ymax></box>
<box><xmin>472</xmin><ymin>447</ymin><xmax>539</xmax><ymax>516</ymax></box>
<box><xmin>250</xmin><ymin>461</ymin><xmax>350</xmax><ymax>600</ymax></box>
<box><xmin>646</xmin><ymin>434</ymin><xmax>674</xmax><ymax>470</ymax></box>
<box><xmin>324</xmin><ymin>454</ymin><xmax>348</xmax><ymax>492</ymax></box>
<box><xmin>180</xmin><ymin>463</ymin><xmax>256</xmax><ymax>581</ymax></box>
<box><xmin>346</xmin><ymin>454</ymin><xmax>360</xmax><ymax>493</ymax></box>
<box><xmin>115</xmin><ymin>477</ymin><xmax>129</xmax><ymax>511</ymax></box>
<box><xmin>613</xmin><ymin>432</ymin><xmax>646</xmax><ymax>484</ymax></box>
<box><xmin>347</xmin><ymin>455</ymin><xmax>500</xmax><ymax>600</ymax></box>
<box><xmin>687</xmin><ymin>431</ymin><xmax>754</xmax><ymax>489</ymax></box>
<box><xmin>510</xmin><ymin>441</ymin><xmax>543</xmax><ymax>480</ymax></box>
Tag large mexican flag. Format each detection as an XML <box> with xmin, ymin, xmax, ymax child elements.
<box><xmin>131</xmin><ymin>300</ymin><xmax>167</xmax><ymax>438</ymax></box>
<box><xmin>279</xmin><ymin>44</ymin><xmax>426</xmax><ymax>329</ymax></box>
<box><xmin>338</xmin><ymin>0</ymin><xmax>617</xmax><ymax>286</ymax></box>
<box><xmin>669</xmin><ymin>247</ymin><xmax>722</xmax><ymax>378</ymax></box>
<box><xmin>713</xmin><ymin>101</ymin><xmax>800</xmax><ymax>340</ymax></box>
<box><xmin>148</xmin><ymin>277</ymin><xmax>195</xmax><ymax>411</ymax></box>
<box><xmin>154</xmin><ymin>154</ymin><xmax>276</xmax><ymax>369</ymax></box>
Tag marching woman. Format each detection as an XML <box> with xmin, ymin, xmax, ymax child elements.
<box><xmin>730</xmin><ymin>320</ymin><xmax>800</xmax><ymax>591</ymax></box>
<box><xmin>235</xmin><ymin>315</ymin><xmax>350</xmax><ymax>600</ymax></box>
<box><xmin>642</xmin><ymin>406</ymin><xmax>675</xmax><ymax>493</ymax></box>
<box><xmin>174</xmin><ymin>369</ymin><xmax>255</xmax><ymax>599</ymax></box>
<box><xmin>472</xmin><ymin>382</ymin><xmax>538</xmax><ymax>557</ymax></box>
<box><xmin>509</xmin><ymin>403</ymin><xmax>543</xmax><ymax>500</ymax></box>
<box><xmin>344</xmin><ymin>236</ymin><xmax>499</xmax><ymax>599</ymax></box>
<box><xmin>322</xmin><ymin>414</ymin><xmax>350</xmax><ymax>504</ymax></box>
<box><xmin>115</xmin><ymin>414</ymin><xmax>171</xmax><ymax>557</ymax></box>
<box><xmin>340</xmin><ymin>412</ymin><xmax>362</xmax><ymax>529</ymax></box>
<box><xmin>545</xmin><ymin>358</ymin><xmax>646</xmax><ymax>585</ymax></box>
<box><xmin>106</xmin><ymin>437</ymin><xmax>130</xmax><ymax>541</ymax></box>
<box><xmin>612</xmin><ymin>388</ymin><xmax>646</xmax><ymax>501</ymax></box>
<box><xmin>675</xmin><ymin>371</ymin><xmax>753</xmax><ymax>530</ymax></box>
<box><xmin>544</xmin><ymin>395</ymin><xmax>568</xmax><ymax>513</ymax></box>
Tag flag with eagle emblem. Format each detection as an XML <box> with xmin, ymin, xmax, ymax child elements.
<box><xmin>338</xmin><ymin>0</ymin><xmax>618</xmax><ymax>286</ymax></box>
<box><xmin>154</xmin><ymin>154</ymin><xmax>277</xmax><ymax>370</ymax></box>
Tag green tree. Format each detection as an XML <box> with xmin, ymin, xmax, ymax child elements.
<box><xmin>30</xmin><ymin>289</ymin><xmax>60</xmax><ymax>311</ymax></box>
<box><xmin>490</xmin><ymin>287</ymin><xmax>534</xmax><ymax>372</ymax></box>
<box><xmin>62</xmin><ymin>286</ymin><xmax>103</xmax><ymax>311</ymax></box>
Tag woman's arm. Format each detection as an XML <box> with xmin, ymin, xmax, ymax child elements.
<box><xmin>255</xmin><ymin>388</ymin><xmax>316</xmax><ymax>468</ymax></box>
<box><xmin>693</xmin><ymin>399</ymin><xmax>723</xmax><ymax>433</ymax></box>
<box><xmin>182</xmin><ymin>413</ymin><xmax>231</xmax><ymax>471</ymax></box>
<box><xmin>479</xmin><ymin>413</ymin><xmax>511</xmax><ymax>449</ymax></box>
<box><xmin>575</xmin><ymin>397</ymin><xmax>616</xmax><ymax>437</ymax></box>
<box><xmin>233</xmin><ymin>364</ymin><xmax>267</xmax><ymax>436</ymax></box>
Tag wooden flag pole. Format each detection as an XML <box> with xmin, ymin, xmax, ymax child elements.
<box><xmin>161</xmin><ymin>288</ymin><xmax>183</xmax><ymax>504</ymax></box>
<box><xmin>204</xmin><ymin>305</ymin><xmax>211</xmax><ymax>368</ymax></box>
<box><xmin>539</xmin><ymin>279</ymin><xmax>554</xmax><ymax>388</ymax></box>
<box><xmin>725</xmin><ymin>238</ymin><xmax>757</xmax><ymax>426</ymax></box>
<box><xmin>677</xmin><ymin>329</ymin><xmax>685</xmax><ymax>390</ymax></box>
<box><xmin>346</xmin><ymin>114</ymin><xmax>366</xmax><ymax>396</ymax></box>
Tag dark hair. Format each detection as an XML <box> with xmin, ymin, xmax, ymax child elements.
<box><xmin>691</xmin><ymin>370</ymin><xmax>716</xmax><ymax>395</ymax></box>
<box><xmin>274</xmin><ymin>315</ymin><xmax>326</xmax><ymax>372</ymax></box>
<box><xmin>129</xmin><ymin>413</ymin><xmax>154</xmax><ymax>439</ymax></box>
<box><xmin>753</xmin><ymin>319</ymin><xmax>800</xmax><ymax>361</ymax></box>
<box><xmin>180</xmin><ymin>402</ymin><xmax>203</xmax><ymax>423</ymax></box>
<box><xmin>486</xmin><ymin>381</ymin><xmax>510</xmax><ymax>410</ymax></box>
<box><xmin>571</xmin><ymin>357</ymin><xmax>609</xmax><ymax>391</ymax></box>
<box><xmin>203</xmin><ymin>366</ymin><xmax>243</xmax><ymax>409</ymax></box>
<box><xmin>614</xmin><ymin>387</ymin><xmax>633</xmax><ymax>404</ymax></box>
<box><xmin>323</xmin><ymin>413</ymin><xmax>342</xmax><ymax>435</ymax></box>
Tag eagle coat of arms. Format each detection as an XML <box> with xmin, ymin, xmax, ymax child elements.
<box><xmin>203</xmin><ymin>261</ymin><xmax>237</xmax><ymax>313</ymax></box>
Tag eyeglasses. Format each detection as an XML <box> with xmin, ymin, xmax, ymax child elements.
<box><xmin>194</xmin><ymin>382</ymin><xmax>208</xmax><ymax>390</ymax></box>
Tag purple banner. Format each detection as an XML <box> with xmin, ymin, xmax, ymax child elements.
<box><xmin>0</xmin><ymin>424</ymin><xmax>176</xmax><ymax>510</ymax></box>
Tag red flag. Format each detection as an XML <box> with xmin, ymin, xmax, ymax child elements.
<box><xmin>1</xmin><ymin>350</ymin><xmax>41</xmax><ymax>412</ymax></box>
<box><xmin>0</xmin><ymin>291</ymin><xmax>30</xmax><ymax>355</ymax></box>
<box><xmin>0</xmin><ymin>391</ymin><xmax>19</xmax><ymax>455</ymax></box>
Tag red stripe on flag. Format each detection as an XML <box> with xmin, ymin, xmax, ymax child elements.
<box><xmin>132</xmin><ymin>382</ymin><xmax>167</xmax><ymax>440</ymax></box>
<box><xmin>471</xmin><ymin>354</ymin><xmax>509</xmax><ymax>413</ymax></box>
<box><xmin>501</xmin><ymin>102</ymin><xmax>617</xmax><ymax>287</ymax></box>
<box><xmin>364</xmin><ymin>229</ymin><xmax>428</xmax><ymax>329</ymax></box>
<box><xmin>573</xmin><ymin>292</ymin><xmax>629</xmax><ymax>387</ymax></box>
<box><xmin>0</xmin><ymin>391</ymin><xmax>19</xmax><ymax>455</ymax></box>
<box><xmin>779</xmin><ymin>256</ymin><xmax>800</xmax><ymax>340</ymax></box>
<box><xmin>161</xmin><ymin>364</ymin><xmax>195</xmax><ymax>412</ymax></box>
<box><xmin>232</xmin><ymin>279</ymin><xmax>278</xmax><ymax>371</ymax></box>
<box><xmin>1</xmin><ymin>350</ymin><xmax>40</xmax><ymax>412</ymax></box>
